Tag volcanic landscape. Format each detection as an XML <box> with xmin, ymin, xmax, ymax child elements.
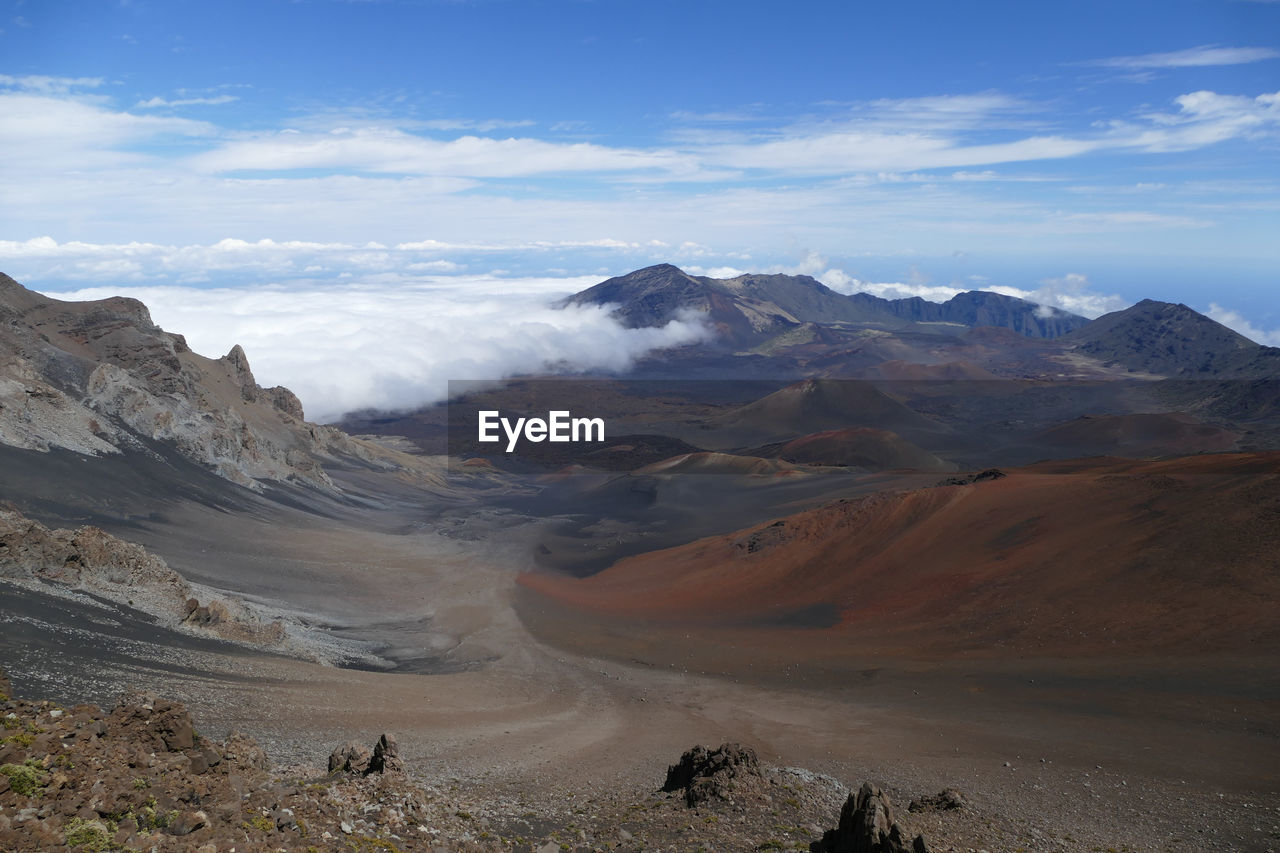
<box><xmin>1</xmin><ymin>265</ymin><xmax>1277</xmax><ymax>852</ymax></box>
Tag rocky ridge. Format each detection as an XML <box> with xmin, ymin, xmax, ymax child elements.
<box><xmin>0</xmin><ymin>273</ymin><xmax>401</xmax><ymax>492</ymax></box>
<box><xmin>564</xmin><ymin>263</ymin><xmax>1089</xmax><ymax>346</ymax></box>
<box><xmin>0</xmin><ymin>673</ymin><xmax>971</xmax><ymax>853</ymax></box>
<box><xmin>0</xmin><ymin>503</ymin><xmax>289</xmax><ymax>649</ymax></box>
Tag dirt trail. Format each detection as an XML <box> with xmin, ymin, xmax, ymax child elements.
<box><xmin>3</xmin><ymin>464</ymin><xmax>1278</xmax><ymax>851</ymax></box>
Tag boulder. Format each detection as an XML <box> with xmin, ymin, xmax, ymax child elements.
<box><xmin>661</xmin><ymin>742</ymin><xmax>761</xmax><ymax>807</ymax></box>
<box><xmin>368</xmin><ymin>733</ymin><xmax>403</xmax><ymax>774</ymax></box>
<box><xmin>329</xmin><ymin>734</ymin><xmax>403</xmax><ymax>776</ymax></box>
<box><xmin>169</xmin><ymin>809</ymin><xmax>208</xmax><ymax>837</ymax></box>
<box><xmin>328</xmin><ymin>741</ymin><xmax>372</xmax><ymax>775</ymax></box>
<box><xmin>817</xmin><ymin>782</ymin><xmax>930</xmax><ymax>853</ymax></box>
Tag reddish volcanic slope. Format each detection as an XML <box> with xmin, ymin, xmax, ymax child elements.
<box><xmin>520</xmin><ymin>452</ymin><xmax>1280</xmax><ymax>658</ymax></box>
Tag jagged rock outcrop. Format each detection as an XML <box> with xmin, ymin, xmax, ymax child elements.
<box><xmin>661</xmin><ymin>742</ymin><xmax>762</xmax><ymax>806</ymax></box>
<box><xmin>328</xmin><ymin>734</ymin><xmax>403</xmax><ymax>776</ymax></box>
<box><xmin>0</xmin><ymin>272</ymin><xmax>398</xmax><ymax>491</ymax></box>
<box><xmin>0</xmin><ymin>504</ymin><xmax>285</xmax><ymax>646</ymax></box>
<box><xmin>0</xmin><ymin>673</ymin><xmax>963</xmax><ymax>851</ymax></box>
<box><xmin>817</xmin><ymin>782</ymin><xmax>930</xmax><ymax>853</ymax></box>
<box><xmin>328</xmin><ymin>741</ymin><xmax>373</xmax><ymax>775</ymax></box>
<box><xmin>368</xmin><ymin>733</ymin><xmax>404</xmax><ymax>774</ymax></box>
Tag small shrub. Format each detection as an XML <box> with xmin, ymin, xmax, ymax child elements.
<box><xmin>0</xmin><ymin>760</ymin><xmax>45</xmax><ymax>796</ymax></box>
<box><xmin>63</xmin><ymin>817</ymin><xmax>114</xmax><ymax>851</ymax></box>
<box><xmin>241</xmin><ymin>815</ymin><xmax>274</xmax><ymax>832</ymax></box>
<box><xmin>137</xmin><ymin>804</ymin><xmax>176</xmax><ymax>831</ymax></box>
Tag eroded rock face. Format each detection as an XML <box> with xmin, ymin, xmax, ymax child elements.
<box><xmin>661</xmin><ymin>742</ymin><xmax>762</xmax><ymax>806</ymax></box>
<box><xmin>817</xmin><ymin>782</ymin><xmax>930</xmax><ymax>853</ymax></box>
<box><xmin>369</xmin><ymin>733</ymin><xmax>404</xmax><ymax>775</ymax></box>
<box><xmin>0</xmin><ymin>504</ymin><xmax>286</xmax><ymax>647</ymax></box>
<box><xmin>329</xmin><ymin>734</ymin><xmax>404</xmax><ymax>777</ymax></box>
<box><xmin>329</xmin><ymin>742</ymin><xmax>373</xmax><ymax>775</ymax></box>
<box><xmin>0</xmin><ymin>272</ymin><xmax>399</xmax><ymax>491</ymax></box>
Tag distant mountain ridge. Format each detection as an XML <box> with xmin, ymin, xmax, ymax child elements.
<box><xmin>848</xmin><ymin>289</ymin><xmax>1086</xmax><ymax>338</ymax></box>
<box><xmin>1064</xmin><ymin>298</ymin><xmax>1280</xmax><ymax>377</ymax></box>
<box><xmin>564</xmin><ymin>263</ymin><xmax>1089</xmax><ymax>345</ymax></box>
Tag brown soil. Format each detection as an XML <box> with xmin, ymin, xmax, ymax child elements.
<box><xmin>2</xmin><ymin>455</ymin><xmax>1277</xmax><ymax>852</ymax></box>
<box><xmin>519</xmin><ymin>453</ymin><xmax>1280</xmax><ymax>658</ymax></box>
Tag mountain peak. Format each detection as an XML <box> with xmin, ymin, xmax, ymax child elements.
<box><xmin>565</xmin><ymin>265</ymin><xmax>1089</xmax><ymax>347</ymax></box>
<box><xmin>1065</xmin><ymin>297</ymin><xmax>1264</xmax><ymax>376</ymax></box>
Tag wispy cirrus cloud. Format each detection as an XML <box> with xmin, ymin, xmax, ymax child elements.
<box><xmin>0</xmin><ymin>92</ymin><xmax>213</xmax><ymax>172</ymax></box>
<box><xmin>0</xmin><ymin>236</ymin><xmax>675</xmax><ymax>284</ymax></box>
<box><xmin>135</xmin><ymin>94</ymin><xmax>239</xmax><ymax>108</ymax></box>
<box><xmin>1206</xmin><ymin>303</ymin><xmax>1280</xmax><ymax>346</ymax></box>
<box><xmin>698</xmin><ymin>89</ymin><xmax>1280</xmax><ymax>174</ymax></box>
<box><xmin>188</xmin><ymin>126</ymin><xmax>703</xmax><ymax>177</ymax></box>
<box><xmin>0</xmin><ymin>74</ymin><xmax>105</xmax><ymax>94</ymax></box>
<box><xmin>418</xmin><ymin>118</ymin><xmax>536</xmax><ymax>132</ymax></box>
<box><xmin>1081</xmin><ymin>45</ymin><xmax>1280</xmax><ymax>70</ymax></box>
<box><xmin>1</xmin><ymin>77</ymin><xmax>1278</xmax><ymax>285</ymax></box>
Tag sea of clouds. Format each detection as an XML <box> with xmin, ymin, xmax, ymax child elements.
<box><xmin>36</xmin><ymin>256</ymin><xmax>1276</xmax><ymax>424</ymax></box>
<box><xmin>45</xmin><ymin>275</ymin><xmax>714</xmax><ymax>422</ymax></box>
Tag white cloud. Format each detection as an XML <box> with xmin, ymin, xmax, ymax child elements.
<box><xmin>1128</xmin><ymin>90</ymin><xmax>1280</xmax><ymax>151</ymax></box>
<box><xmin>0</xmin><ymin>74</ymin><xmax>104</xmax><ymax>94</ymax></box>
<box><xmin>42</xmin><ymin>277</ymin><xmax>714</xmax><ymax>422</ymax></box>
<box><xmin>418</xmin><ymin>118</ymin><xmax>536</xmax><ymax>132</ymax></box>
<box><xmin>135</xmin><ymin>94</ymin><xmax>239</xmax><ymax>108</ymax></box>
<box><xmin>854</xmin><ymin>92</ymin><xmax>1037</xmax><ymax>131</ymax></box>
<box><xmin>1029</xmin><ymin>273</ymin><xmax>1128</xmax><ymax>318</ymax></box>
<box><xmin>1083</xmin><ymin>45</ymin><xmax>1280</xmax><ymax>70</ymax></box>
<box><xmin>0</xmin><ymin>92</ymin><xmax>213</xmax><ymax>172</ymax></box>
<box><xmin>0</xmin><ymin>237</ymin><xmax>681</xmax><ymax>284</ymax></box>
<box><xmin>695</xmin><ymin>89</ymin><xmax>1280</xmax><ymax>175</ymax></box>
<box><xmin>189</xmin><ymin>127</ymin><xmax>701</xmax><ymax>177</ymax></box>
<box><xmin>1053</xmin><ymin>211</ymin><xmax>1212</xmax><ymax>229</ymax></box>
<box><xmin>1206</xmin><ymin>303</ymin><xmax>1280</xmax><ymax>346</ymax></box>
<box><xmin>1</xmin><ymin>84</ymin><xmax>1278</xmax><ymax>276</ymax></box>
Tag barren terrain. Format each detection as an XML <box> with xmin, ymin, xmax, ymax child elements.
<box><xmin>3</xmin><ymin>451</ymin><xmax>1278</xmax><ymax>851</ymax></box>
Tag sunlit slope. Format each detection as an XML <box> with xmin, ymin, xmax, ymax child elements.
<box><xmin>521</xmin><ymin>452</ymin><xmax>1280</xmax><ymax>657</ymax></box>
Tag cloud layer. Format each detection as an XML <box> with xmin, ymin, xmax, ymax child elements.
<box><xmin>37</xmin><ymin>264</ymin><xmax>1277</xmax><ymax>428</ymax></box>
<box><xmin>43</xmin><ymin>276</ymin><xmax>713</xmax><ymax>422</ymax></box>
<box><xmin>2</xmin><ymin>72</ymin><xmax>1277</xmax><ymax>264</ymax></box>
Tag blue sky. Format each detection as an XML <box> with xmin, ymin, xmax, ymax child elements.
<box><xmin>2</xmin><ymin>0</ymin><xmax>1279</xmax><ymax>359</ymax></box>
